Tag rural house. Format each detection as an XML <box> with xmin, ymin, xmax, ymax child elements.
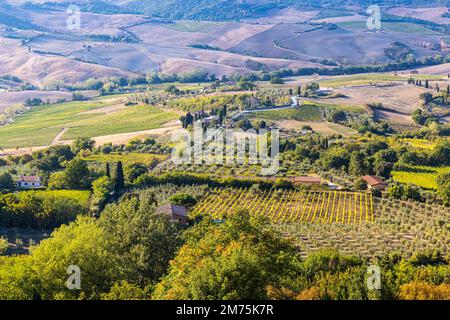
<box><xmin>156</xmin><ymin>204</ymin><xmax>189</xmax><ymax>225</ymax></box>
<box><xmin>291</xmin><ymin>176</ymin><xmax>322</xmax><ymax>185</ymax></box>
<box><xmin>362</xmin><ymin>175</ymin><xmax>388</xmax><ymax>191</ymax></box>
<box><xmin>16</xmin><ymin>176</ymin><xmax>41</xmax><ymax>189</ymax></box>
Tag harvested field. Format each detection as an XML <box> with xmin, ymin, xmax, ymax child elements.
<box><xmin>0</xmin><ymin>90</ymin><xmax>98</xmax><ymax>114</ymax></box>
<box><xmin>243</xmin><ymin>8</ymin><xmax>319</xmax><ymax>24</ymax></box>
<box><xmin>386</xmin><ymin>6</ymin><xmax>450</xmax><ymax>25</ymax></box>
<box><xmin>305</xmin><ymin>83</ymin><xmax>430</xmax><ymax>115</ymax></box>
<box><xmin>0</xmin><ymin>37</ymin><xmax>132</xmax><ymax>86</ymax></box>
<box><xmin>277</xmin><ymin>120</ymin><xmax>358</xmax><ymax>137</ymax></box>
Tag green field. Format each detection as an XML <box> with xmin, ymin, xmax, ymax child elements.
<box><xmin>318</xmin><ymin>73</ymin><xmax>405</xmax><ymax>88</ymax></box>
<box><xmin>163</xmin><ymin>20</ymin><xmax>221</xmax><ymax>33</ymax></box>
<box><xmin>0</xmin><ymin>99</ymin><xmax>178</xmax><ymax>148</ymax></box>
<box><xmin>302</xmin><ymin>101</ymin><xmax>366</xmax><ymax>113</ymax></box>
<box><xmin>84</xmin><ymin>153</ymin><xmax>167</xmax><ymax>166</ymax></box>
<box><xmin>337</xmin><ymin>21</ymin><xmax>441</xmax><ymax>35</ymax></box>
<box><xmin>392</xmin><ymin>165</ymin><xmax>450</xmax><ymax>190</ymax></box>
<box><xmin>247</xmin><ymin>105</ymin><xmax>322</xmax><ymax>121</ymax></box>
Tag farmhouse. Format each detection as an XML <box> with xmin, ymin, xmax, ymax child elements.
<box><xmin>156</xmin><ymin>204</ymin><xmax>189</xmax><ymax>225</ymax></box>
<box><xmin>291</xmin><ymin>176</ymin><xmax>322</xmax><ymax>185</ymax></box>
<box><xmin>16</xmin><ymin>176</ymin><xmax>41</xmax><ymax>189</ymax></box>
<box><xmin>362</xmin><ymin>175</ymin><xmax>388</xmax><ymax>191</ymax></box>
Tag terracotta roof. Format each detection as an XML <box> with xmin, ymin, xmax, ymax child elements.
<box><xmin>17</xmin><ymin>176</ymin><xmax>40</xmax><ymax>183</ymax></box>
<box><xmin>362</xmin><ymin>175</ymin><xmax>386</xmax><ymax>186</ymax></box>
<box><xmin>157</xmin><ymin>204</ymin><xmax>187</xmax><ymax>218</ymax></box>
<box><xmin>292</xmin><ymin>176</ymin><xmax>321</xmax><ymax>184</ymax></box>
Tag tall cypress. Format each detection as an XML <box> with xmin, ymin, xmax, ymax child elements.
<box><xmin>115</xmin><ymin>161</ymin><xmax>124</xmax><ymax>192</ymax></box>
<box><xmin>106</xmin><ymin>162</ymin><xmax>111</xmax><ymax>179</ymax></box>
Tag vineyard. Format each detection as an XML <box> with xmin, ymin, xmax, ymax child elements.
<box><xmin>192</xmin><ymin>188</ymin><xmax>374</xmax><ymax>224</ymax></box>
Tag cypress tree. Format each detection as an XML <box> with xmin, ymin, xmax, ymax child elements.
<box><xmin>106</xmin><ymin>162</ymin><xmax>111</xmax><ymax>179</ymax></box>
<box><xmin>115</xmin><ymin>161</ymin><xmax>125</xmax><ymax>192</ymax></box>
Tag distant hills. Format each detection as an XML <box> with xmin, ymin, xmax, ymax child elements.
<box><xmin>12</xmin><ymin>1</ymin><xmax>450</xmax><ymax>21</ymax></box>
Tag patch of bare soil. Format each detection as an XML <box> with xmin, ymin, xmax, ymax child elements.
<box><xmin>277</xmin><ymin>120</ymin><xmax>357</xmax><ymax>137</ymax></box>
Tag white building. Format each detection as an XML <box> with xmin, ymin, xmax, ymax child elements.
<box><xmin>17</xmin><ymin>176</ymin><xmax>41</xmax><ymax>189</ymax></box>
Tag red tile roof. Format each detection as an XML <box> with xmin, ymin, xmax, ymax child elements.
<box><xmin>362</xmin><ymin>175</ymin><xmax>386</xmax><ymax>186</ymax></box>
<box><xmin>292</xmin><ymin>176</ymin><xmax>321</xmax><ymax>184</ymax></box>
<box><xmin>17</xmin><ymin>176</ymin><xmax>41</xmax><ymax>183</ymax></box>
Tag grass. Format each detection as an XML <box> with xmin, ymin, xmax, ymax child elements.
<box><xmin>247</xmin><ymin>105</ymin><xmax>322</xmax><ymax>121</ymax></box>
<box><xmin>163</xmin><ymin>21</ymin><xmax>221</xmax><ymax>33</ymax></box>
<box><xmin>17</xmin><ymin>190</ymin><xmax>91</xmax><ymax>208</ymax></box>
<box><xmin>0</xmin><ymin>99</ymin><xmax>178</xmax><ymax>148</ymax></box>
<box><xmin>392</xmin><ymin>165</ymin><xmax>450</xmax><ymax>189</ymax></box>
<box><xmin>302</xmin><ymin>101</ymin><xmax>366</xmax><ymax>113</ymax></box>
<box><xmin>84</xmin><ymin>153</ymin><xmax>167</xmax><ymax>166</ymax></box>
<box><xmin>337</xmin><ymin>21</ymin><xmax>441</xmax><ymax>35</ymax></box>
<box><xmin>63</xmin><ymin>105</ymin><xmax>178</xmax><ymax>140</ymax></box>
<box><xmin>318</xmin><ymin>73</ymin><xmax>404</xmax><ymax>88</ymax></box>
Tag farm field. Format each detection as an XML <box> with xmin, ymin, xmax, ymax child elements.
<box><xmin>392</xmin><ymin>165</ymin><xmax>450</xmax><ymax>190</ymax></box>
<box><xmin>163</xmin><ymin>20</ymin><xmax>222</xmax><ymax>33</ymax></box>
<box><xmin>386</xmin><ymin>6</ymin><xmax>450</xmax><ymax>25</ymax></box>
<box><xmin>246</xmin><ymin>105</ymin><xmax>322</xmax><ymax>122</ymax></box>
<box><xmin>277</xmin><ymin>120</ymin><xmax>358</xmax><ymax>137</ymax></box>
<box><xmin>277</xmin><ymin>197</ymin><xmax>450</xmax><ymax>258</ymax></box>
<box><xmin>192</xmin><ymin>188</ymin><xmax>375</xmax><ymax>224</ymax></box>
<box><xmin>0</xmin><ymin>91</ymin><xmax>99</xmax><ymax>116</ymax></box>
<box><xmin>0</xmin><ymin>98</ymin><xmax>178</xmax><ymax>148</ymax></box>
<box><xmin>336</xmin><ymin>21</ymin><xmax>443</xmax><ymax>35</ymax></box>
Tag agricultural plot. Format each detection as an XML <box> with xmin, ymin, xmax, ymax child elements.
<box><xmin>0</xmin><ymin>98</ymin><xmax>178</xmax><ymax>148</ymax></box>
<box><xmin>392</xmin><ymin>165</ymin><xmax>450</xmax><ymax>190</ymax></box>
<box><xmin>277</xmin><ymin>197</ymin><xmax>450</xmax><ymax>259</ymax></box>
<box><xmin>192</xmin><ymin>188</ymin><xmax>374</xmax><ymax>224</ymax></box>
<box><xmin>246</xmin><ymin>105</ymin><xmax>322</xmax><ymax>122</ymax></box>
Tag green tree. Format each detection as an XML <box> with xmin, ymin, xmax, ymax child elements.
<box><xmin>0</xmin><ymin>173</ymin><xmax>15</xmax><ymax>190</ymax></box>
<box><xmin>29</xmin><ymin>217</ymin><xmax>120</xmax><ymax>299</ymax></box>
<box><xmin>152</xmin><ymin>210</ymin><xmax>301</xmax><ymax>299</ymax></box>
<box><xmin>99</xmin><ymin>196</ymin><xmax>181</xmax><ymax>286</ymax></box>
<box><xmin>64</xmin><ymin>158</ymin><xmax>91</xmax><ymax>189</ymax></box>
<box><xmin>73</xmin><ymin>138</ymin><xmax>95</xmax><ymax>154</ymax></box>
<box><xmin>349</xmin><ymin>152</ymin><xmax>368</xmax><ymax>176</ymax></box>
<box><xmin>91</xmin><ymin>176</ymin><xmax>114</xmax><ymax>211</ymax></box>
<box><xmin>354</xmin><ymin>178</ymin><xmax>367</xmax><ymax>191</ymax></box>
<box><xmin>106</xmin><ymin>162</ymin><xmax>111</xmax><ymax>178</ymax></box>
<box><xmin>168</xmin><ymin>193</ymin><xmax>197</xmax><ymax>207</ymax></box>
<box><xmin>124</xmin><ymin>163</ymin><xmax>148</xmax><ymax>184</ymax></box>
<box><xmin>114</xmin><ymin>161</ymin><xmax>125</xmax><ymax>192</ymax></box>
<box><xmin>0</xmin><ymin>237</ymin><xmax>9</xmax><ymax>255</ymax></box>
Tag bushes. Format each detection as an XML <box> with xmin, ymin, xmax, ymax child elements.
<box><xmin>0</xmin><ymin>173</ymin><xmax>15</xmax><ymax>191</ymax></box>
<box><xmin>48</xmin><ymin>158</ymin><xmax>91</xmax><ymax>190</ymax></box>
<box><xmin>0</xmin><ymin>191</ymin><xmax>89</xmax><ymax>229</ymax></box>
<box><xmin>134</xmin><ymin>172</ymin><xmax>275</xmax><ymax>190</ymax></box>
<box><xmin>168</xmin><ymin>193</ymin><xmax>197</xmax><ymax>207</ymax></box>
<box><xmin>399</xmin><ymin>282</ymin><xmax>450</xmax><ymax>300</ymax></box>
<box><xmin>387</xmin><ymin>182</ymin><xmax>422</xmax><ymax>202</ymax></box>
